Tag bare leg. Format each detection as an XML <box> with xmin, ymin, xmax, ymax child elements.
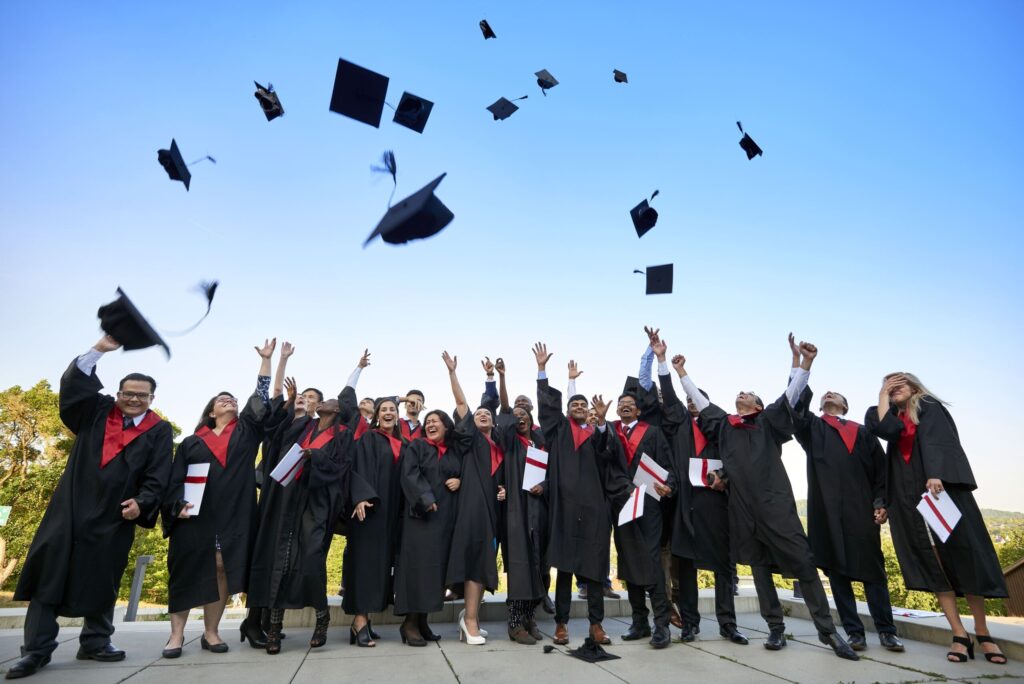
<box><xmin>203</xmin><ymin>551</ymin><xmax>229</xmax><ymax>645</ymax></box>
<box><xmin>463</xmin><ymin>581</ymin><xmax>483</xmax><ymax>636</ymax></box>
<box><xmin>936</xmin><ymin>591</ymin><xmax>969</xmax><ymax>661</ymax></box>
<box><xmin>966</xmin><ymin>594</ymin><xmax>1006</xmax><ymax>661</ymax></box>
<box><xmin>167</xmin><ymin>610</ymin><xmax>189</xmax><ymax>648</ymax></box>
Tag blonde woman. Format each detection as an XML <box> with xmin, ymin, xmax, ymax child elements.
<box><xmin>866</xmin><ymin>373</ymin><xmax>1007</xmax><ymax>665</ymax></box>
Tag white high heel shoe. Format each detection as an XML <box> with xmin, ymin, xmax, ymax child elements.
<box><xmin>458</xmin><ymin>611</ymin><xmax>486</xmax><ymax>645</ymax></box>
<box><xmin>458</xmin><ymin>609</ymin><xmax>487</xmax><ymax>637</ymax></box>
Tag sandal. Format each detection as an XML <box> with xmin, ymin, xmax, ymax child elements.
<box><xmin>947</xmin><ymin>635</ymin><xmax>974</xmax><ymax>663</ymax></box>
<box><xmin>976</xmin><ymin>635</ymin><xmax>1007</xmax><ymax>664</ymax></box>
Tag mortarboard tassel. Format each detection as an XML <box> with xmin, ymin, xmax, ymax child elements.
<box><xmin>163</xmin><ymin>280</ymin><xmax>220</xmax><ymax>335</ymax></box>
<box><xmin>371</xmin><ymin>150</ymin><xmax>398</xmax><ymax>207</ymax></box>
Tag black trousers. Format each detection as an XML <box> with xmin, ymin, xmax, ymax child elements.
<box><xmin>829</xmin><ymin>573</ymin><xmax>896</xmax><ymax>637</ymax></box>
<box><xmin>751</xmin><ymin>566</ymin><xmax>836</xmax><ymax>636</ymax></box>
<box><xmin>625</xmin><ymin>577</ymin><xmax>671</xmax><ymax>628</ymax></box>
<box><xmin>555</xmin><ymin>572</ymin><xmax>603</xmax><ymax>625</ymax></box>
<box><xmin>674</xmin><ymin>555</ymin><xmax>736</xmax><ymax>629</ymax></box>
<box><xmin>23</xmin><ymin>601</ymin><xmax>114</xmax><ymax>658</ymax></box>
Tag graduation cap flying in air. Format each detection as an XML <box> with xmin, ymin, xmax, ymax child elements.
<box><xmin>97</xmin><ymin>282</ymin><xmax>219</xmax><ymax>358</ymax></box>
<box><xmin>364</xmin><ymin>152</ymin><xmax>453</xmax><ymax>247</ymax></box>
<box><xmin>254</xmin><ymin>81</ymin><xmax>284</xmax><ymax>121</ymax></box>
<box><xmin>634</xmin><ymin>264</ymin><xmax>673</xmax><ymax>295</ymax></box>
<box><xmin>157</xmin><ymin>140</ymin><xmax>215</xmax><ymax>191</ymax></box>
<box><xmin>613</xmin><ymin>69</ymin><xmax>628</xmax><ymax>83</ymax></box>
<box><xmin>479</xmin><ymin>19</ymin><xmax>496</xmax><ymax>39</ymax></box>
<box><xmin>535</xmin><ymin>69</ymin><xmax>559</xmax><ymax>96</ymax></box>
<box><xmin>736</xmin><ymin>121</ymin><xmax>763</xmax><ymax>160</ymax></box>
<box><xmin>487</xmin><ymin>95</ymin><xmax>528</xmax><ymax>121</ymax></box>
<box><xmin>328</xmin><ymin>58</ymin><xmax>434</xmax><ymax>134</ymax></box>
<box><xmin>630</xmin><ymin>190</ymin><xmax>660</xmax><ymax>238</ymax></box>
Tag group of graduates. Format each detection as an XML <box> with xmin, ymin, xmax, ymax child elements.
<box><xmin>4</xmin><ymin>327</ymin><xmax>1010</xmax><ymax>680</ymax></box>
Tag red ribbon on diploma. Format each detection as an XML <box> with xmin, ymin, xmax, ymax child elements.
<box><xmin>923</xmin><ymin>494</ymin><xmax>954</xmax><ymax>534</ymax></box>
<box><xmin>638</xmin><ymin>457</ymin><xmax>665</xmax><ymax>484</ymax></box>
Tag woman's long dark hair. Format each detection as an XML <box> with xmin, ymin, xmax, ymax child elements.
<box><xmin>371</xmin><ymin>397</ymin><xmax>403</xmax><ymax>439</ymax></box>
<box><xmin>195</xmin><ymin>391</ymin><xmax>235</xmax><ymax>432</ymax></box>
<box><xmin>423</xmin><ymin>409</ymin><xmax>456</xmax><ymax>449</ymax></box>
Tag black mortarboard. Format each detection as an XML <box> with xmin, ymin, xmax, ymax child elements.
<box><xmin>480</xmin><ymin>19</ymin><xmax>496</xmax><ymax>39</ymax></box>
<box><xmin>487</xmin><ymin>96</ymin><xmax>525</xmax><ymax>121</ymax></box>
<box><xmin>568</xmin><ymin>638</ymin><xmax>620</xmax><ymax>663</ymax></box>
<box><xmin>254</xmin><ymin>81</ymin><xmax>284</xmax><ymax>121</ymax></box>
<box><xmin>363</xmin><ymin>173</ymin><xmax>453</xmax><ymax>247</ymax></box>
<box><xmin>613</xmin><ymin>69</ymin><xmax>628</xmax><ymax>83</ymax></box>
<box><xmin>97</xmin><ymin>288</ymin><xmax>171</xmax><ymax>357</ymax></box>
<box><xmin>535</xmin><ymin>69</ymin><xmax>559</xmax><ymax>95</ymax></box>
<box><xmin>157</xmin><ymin>139</ymin><xmax>190</xmax><ymax>191</ymax></box>
<box><xmin>634</xmin><ymin>264</ymin><xmax>673</xmax><ymax>295</ymax></box>
<box><xmin>393</xmin><ymin>92</ymin><xmax>434</xmax><ymax>133</ymax></box>
<box><xmin>737</xmin><ymin>121</ymin><xmax>763</xmax><ymax>159</ymax></box>
<box><xmin>329</xmin><ymin>59</ymin><xmax>389</xmax><ymax>128</ymax></box>
<box><xmin>630</xmin><ymin>189</ymin><xmax>660</xmax><ymax>237</ymax></box>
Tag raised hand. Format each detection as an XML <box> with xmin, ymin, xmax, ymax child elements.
<box><xmin>652</xmin><ymin>337</ymin><xmax>667</xmax><ymax>360</ymax></box>
<box><xmin>358</xmin><ymin>348</ymin><xmax>371</xmax><ymax>368</ymax></box>
<box><xmin>495</xmin><ymin>358</ymin><xmax>506</xmax><ymax>376</ymax></box>
<box><xmin>284</xmin><ymin>376</ymin><xmax>297</xmax><ymax>405</ymax></box>
<box><xmin>442</xmin><ymin>351</ymin><xmax>458</xmax><ymax>373</ymax></box>
<box><xmin>591</xmin><ymin>394</ymin><xmax>611</xmax><ymax>424</ymax></box>
<box><xmin>280</xmin><ymin>341</ymin><xmax>295</xmax><ymax>359</ymax></box>
<box><xmin>788</xmin><ymin>332</ymin><xmax>800</xmax><ymax>366</ymax></box>
<box><xmin>533</xmin><ymin>342</ymin><xmax>552</xmax><ymax>370</ymax></box>
<box><xmin>672</xmin><ymin>354</ymin><xmax>687</xmax><ymax>376</ymax></box>
<box><xmin>644</xmin><ymin>326</ymin><xmax>661</xmax><ymax>345</ymax></box>
<box><xmin>568</xmin><ymin>360</ymin><xmax>584</xmax><ymax>380</ymax></box>
<box><xmin>481</xmin><ymin>356</ymin><xmax>495</xmax><ymax>376</ymax></box>
<box><xmin>93</xmin><ymin>334</ymin><xmax>122</xmax><ymax>353</ymax></box>
<box><xmin>255</xmin><ymin>338</ymin><xmax>277</xmax><ymax>358</ymax></box>
<box><xmin>799</xmin><ymin>341</ymin><xmax>818</xmax><ymax>361</ymax></box>
<box><xmin>880</xmin><ymin>374</ymin><xmax>905</xmax><ymax>399</ymax></box>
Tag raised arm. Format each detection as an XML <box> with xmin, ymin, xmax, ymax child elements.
<box><xmin>242</xmin><ymin>338</ymin><xmax>275</xmax><ymax>427</ymax></box>
<box><xmin>534</xmin><ymin>342</ymin><xmax>563</xmax><ymax>431</ymax></box>
<box><xmin>60</xmin><ymin>334</ymin><xmax>121</xmax><ymax>434</ymax></box>
<box><xmin>784</xmin><ymin>339</ymin><xmax>814</xmax><ymax>408</ymax></box>
<box><xmin>443</xmin><ymin>351</ymin><xmax>469</xmax><ymax>421</ymax></box>
<box><xmin>496</xmin><ymin>357</ymin><xmax>511</xmax><ymax>414</ymax></box>
<box><xmin>271</xmin><ymin>341</ymin><xmax>295</xmax><ymax>399</ymax></box>
<box><xmin>673</xmin><ymin>354</ymin><xmax>710</xmax><ymax>413</ymax></box>
<box><xmin>480</xmin><ymin>357</ymin><xmax>499</xmax><ymax>416</ymax></box>
<box><xmin>567</xmin><ymin>359</ymin><xmax>583</xmax><ymax>398</ymax></box>
<box><xmin>338</xmin><ymin>349</ymin><xmax>371</xmax><ymax>427</ymax></box>
<box><xmin>638</xmin><ymin>326</ymin><xmax>659</xmax><ymax>391</ymax></box>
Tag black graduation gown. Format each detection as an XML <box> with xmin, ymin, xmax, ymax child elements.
<box><xmin>163</xmin><ymin>391</ymin><xmax>267</xmax><ymax>613</ymax></box>
<box><xmin>393</xmin><ymin>439</ymin><xmax>462</xmax><ymax>614</ymax></box>
<box><xmin>342</xmin><ymin>428</ymin><xmax>404</xmax><ymax>614</ymax></box>
<box><xmin>15</xmin><ymin>359</ymin><xmax>173</xmax><ymax>616</ymax></box>
<box><xmin>658</xmin><ymin>374</ymin><xmax>731</xmax><ymax>573</ymax></box>
<box><xmin>608</xmin><ymin>417</ymin><xmax>675</xmax><ymax>586</ymax></box>
<box><xmin>247</xmin><ymin>413</ymin><xmax>347</xmax><ymax>610</ymax></box>
<box><xmin>700</xmin><ymin>395</ymin><xmax>817</xmax><ymax>580</ymax></box>
<box><xmin>793</xmin><ymin>387</ymin><xmax>887</xmax><ymax>584</ymax></box>
<box><xmin>496</xmin><ymin>428</ymin><xmax>548</xmax><ymax>601</ymax></box>
<box><xmin>865</xmin><ymin>400</ymin><xmax>1007</xmax><ymax>598</ymax></box>
<box><xmin>445</xmin><ymin>412</ymin><xmax>501</xmax><ymax>591</ymax></box>
<box><xmin>539</xmin><ymin>378</ymin><xmax>631</xmax><ymax>583</ymax></box>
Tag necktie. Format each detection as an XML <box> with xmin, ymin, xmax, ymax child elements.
<box><xmin>624</xmin><ymin>424</ymin><xmax>633</xmax><ymax>438</ymax></box>
<box><xmin>123</xmin><ymin>416</ymin><xmax>134</xmax><ymax>429</ymax></box>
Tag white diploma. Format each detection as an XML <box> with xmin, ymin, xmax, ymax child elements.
<box><xmin>632</xmin><ymin>453</ymin><xmax>669</xmax><ymax>500</ymax></box>
<box><xmin>270</xmin><ymin>443</ymin><xmax>305</xmax><ymax>487</ymax></box>
<box><xmin>521</xmin><ymin>446</ymin><xmax>548</xmax><ymax>491</ymax></box>
<box><xmin>183</xmin><ymin>463</ymin><xmax>210</xmax><ymax>516</ymax></box>
<box><xmin>916</xmin><ymin>491</ymin><xmax>962</xmax><ymax>543</ymax></box>
<box><xmin>617</xmin><ymin>484</ymin><xmax>646</xmax><ymax>526</ymax></box>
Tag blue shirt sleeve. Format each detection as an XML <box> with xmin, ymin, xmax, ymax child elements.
<box><xmin>638</xmin><ymin>346</ymin><xmax>655</xmax><ymax>391</ymax></box>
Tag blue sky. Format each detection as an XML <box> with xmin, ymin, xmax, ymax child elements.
<box><xmin>1</xmin><ymin>1</ymin><xmax>1022</xmax><ymax>508</ymax></box>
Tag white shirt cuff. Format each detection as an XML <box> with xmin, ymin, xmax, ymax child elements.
<box><xmin>681</xmin><ymin>375</ymin><xmax>710</xmax><ymax>412</ymax></box>
<box><xmin>76</xmin><ymin>348</ymin><xmax>104</xmax><ymax>376</ymax></box>
<box><xmin>657</xmin><ymin>361</ymin><xmax>669</xmax><ymax>376</ymax></box>
<box><xmin>538</xmin><ymin>370</ymin><xmax>547</xmax><ymax>380</ymax></box>
<box><xmin>346</xmin><ymin>366</ymin><xmax>363</xmax><ymax>388</ymax></box>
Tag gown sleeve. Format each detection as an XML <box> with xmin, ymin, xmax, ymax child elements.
<box><xmin>133</xmin><ymin>421</ymin><xmax>174</xmax><ymax>528</ymax></box>
<box><xmin>864</xmin><ymin>405</ymin><xmax>903</xmax><ymax>441</ymax></box>
<box><xmin>400</xmin><ymin>441</ymin><xmax>437</xmax><ymax>516</ymax></box>
<box><xmin>58</xmin><ymin>358</ymin><xmax>105</xmax><ymax>435</ymax></box>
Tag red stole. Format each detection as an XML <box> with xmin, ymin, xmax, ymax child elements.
<box><xmin>614</xmin><ymin>421</ymin><xmax>649</xmax><ymax>465</ymax></box>
<box><xmin>821</xmin><ymin>415</ymin><xmax>859</xmax><ymax>454</ymax></box>
<box><xmin>569</xmin><ymin>420</ymin><xmax>593</xmax><ymax>450</ymax></box>
<box><xmin>196</xmin><ymin>419</ymin><xmax>238</xmax><ymax>467</ymax></box>
<box><xmin>516</xmin><ymin>434</ymin><xmax>534</xmax><ymax>449</ymax></box>
<box><xmin>101</xmin><ymin>407</ymin><xmax>163</xmax><ymax>468</ymax></box>
<box><xmin>727</xmin><ymin>413</ymin><xmax>759</xmax><ymax>429</ymax></box>
<box><xmin>354</xmin><ymin>418</ymin><xmax>370</xmax><ymax>440</ymax></box>
<box><xmin>484</xmin><ymin>433</ymin><xmax>504</xmax><ymax>476</ymax></box>
<box><xmin>897</xmin><ymin>412</ymin><xmax>916</xmax><ymax>463</ymax></box>
<box><xmin>691</xmin><ymin>417</ymin><xmax>708</xmax><ymax>456</ymax></box>
<box><xmin>300</xmin><ymin>422</ymin><xmax>346</xmax><ymax>450</ymax></box>
<box><xmin>400</xmin><ymin>419</ymin><xmax>422</xmax><ymax>441</ymax></box>
<box><xmin>427</xmin><ymin>438</ymin><xmax>447</xmax><ymax>459</ymax></box>
<box><xmin>377</xmin><ymin>429</ymin><xmax>403</xmax><ymax>463</ymax></box>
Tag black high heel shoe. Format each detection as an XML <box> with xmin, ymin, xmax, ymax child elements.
<box><xmin>400</xmin><ymin>622</ymin><xmax>427</xmax><ymax>647</ymax></box>
<box><xmin>265</xmin><ymin>623</ymin><xmax>283</xmax><ymax>655</ymax></box>
<box><xmin>947</xmin><ymin>635</ymin><xmax>974</xmax><ymax>662</ymax></box>
<box><xmin>367</xmin><ymin>619</ymin><xmax>381</xmax><ymax>640</ymax></box>
<box><xmin>310</xmin><ymin>613</ymin><xmax>330</xmax><ymax>648</ymax></box>
<box><xmin>201</xmin><ymin>635</ymin><xmax>229</xmax><ymax>653</ymax></box>
<box><xmin>240</xmin><ymin>617</ymin><xmax>268</xmax><ymax>649</ymax></box>
<box><xmin>976</xmin><ymin>635</ymin><xmax>1007</xmax><ymax>664</ymax></box>
<box><xmin>350</xmin><ymin>624</ymin><xmax>375</xmax><ymax>647</ymax></box>
<box><xmin>419</xmin><ymin>614</ymin><xmax>441</xmax><ymax>642</ymax></box>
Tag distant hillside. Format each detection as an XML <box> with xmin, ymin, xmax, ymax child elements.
<box><xmin>795</xmin><ymin>500</ymin><xmax>1023</xmax><ymax>521</ymax></box>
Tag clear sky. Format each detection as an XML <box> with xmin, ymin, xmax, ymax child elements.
<box><xmin>1</xmin><ymin>1</ymin><xmax>1021</xmax><ymax>509</ymax></box>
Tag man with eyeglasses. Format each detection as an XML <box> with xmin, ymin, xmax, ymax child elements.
<box><xmin>8</xmin><ymin>335</ymin><xmax>173</xmax><ymax>680</ymax></box>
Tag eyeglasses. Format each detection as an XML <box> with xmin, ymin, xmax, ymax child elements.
<box><xmin>215</xmin><ymin>397</ymin><xmax>237</xmax><ymax>405</ymax></box>
<box><xmin>117</xmin><ymin>391</ymin><xmax>153</xmax><ymax>401</ymax></box>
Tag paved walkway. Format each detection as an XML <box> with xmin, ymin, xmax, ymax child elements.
<box><xmin>2</xmin><ymin>612</ymin><xmax>1022</xmax><ymax>683</ymax></box>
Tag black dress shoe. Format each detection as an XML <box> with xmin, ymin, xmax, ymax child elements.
<box><xmin>200</xmin><ymin>636</ymin><xmax>229</xmax><ymax>653</ymax></box>
<box><xmin>719</xmin><ymin>624</ymin><xmax>749</xmax><ymax>645</ymax></box>
<box><xmin>162</xmin><ymin>638</ymin><xmax>183</xmax><ymax>659</ymax></box>
<box><xmin>676</xmin><ymin>624</ymin><xmax>698</xmax><ymax>643</ymax></box>
<box><xmin>541</xmin><ymin>595</ymin><xmax>555</xmax><ymax>614</ymax></box>
<box><xmin>847</xmin><ymin>632</ymin><xmax>867</xmax><ymax>651</ymax></box>
<box><xmin>879</xmin><ymin>632</ymin><xmax>904</xmax><ymax>652</ymax></box>
<box><xmin>76</xmin><ymin>643</ymin><xmax>126</xmax><ymax>662</ymax></box>
<box><xmin>649</xmin><ymin>625</ymin><xmax>671</xmax><ymax>649</ymax></box>
<box><xmin>820</xmin><ymin>632</ymin><xmax>859</xmax><ymax>661</ymax></box>
<box><xmin>621</xmin><ymin>622</ymin><xmax>652</xmax><ymax>640</ymax></box>
<box><xmin>764</xmin><ymin>630</ymin><xmax>787</xmax><ymax>651</ymax></box>
<box><xmin>4</xmin><ymin>653</ymin><xmax>50</xmax><ymax>679</ymax></box>
<box><xmin>602</xmin><ymin>586</ymin><xmax>621</xmax><ymax>599</ymax></box>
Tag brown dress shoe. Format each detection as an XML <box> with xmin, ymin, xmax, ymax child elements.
<box><xmin>670</xmin><ymin>607</ymin><xmax>683</xmax><ymax>630</ymax></box>
<box><xmin>590</xmin><ymin>623</ymin><xmax>611</xmax><ymax>645</ymax></box>
<box><xmin>553</xmin><ymin>623</ymin><xmax>569</xmax><ymax>645</ymax></box>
